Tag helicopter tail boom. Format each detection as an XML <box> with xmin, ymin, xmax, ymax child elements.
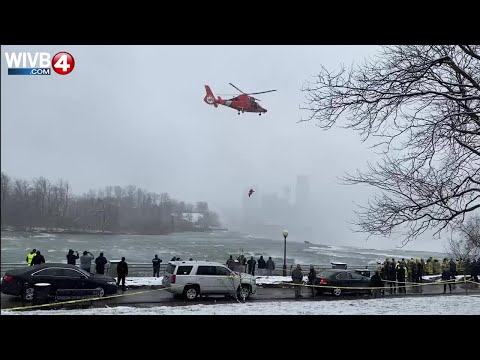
<box><xmin>204</xmin><ymin>85</ymin><xmax>218</xmax><ymax>107</ymax></box>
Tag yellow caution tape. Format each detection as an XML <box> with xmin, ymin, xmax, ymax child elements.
<box><xmin>1</xmin><ymin>283</ymin><xmax>186</xmax><ymax>312</ymax></box>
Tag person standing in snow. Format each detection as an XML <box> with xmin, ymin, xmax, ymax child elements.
<box><xmin>80</xmin><ymin>251</ymin><xmax>94</xmax><ymax>273</ymax></box>
<box><xmin>370</xmin><ymin>270</ymin><xmax>384</xmax><ymax>298</ymax></box>
<box><xmin>257</xmin><ymin>255</ymin><xmax>266</xmax><ymax>276</ymax></box>
<box><xmin>116</xmin><ymin>257</ymin><xmax>128</xmax><ymax>291</ymax></box>
<box><xmin>307</xmin><ymin>265</ymin><xmax>317</xmax><ymax>297</ymax></box>
<box><xmin>66</xmin><ymin>249</ymin><xmax>79</xmax><ymax>265</ymax></box>
<box><xmin>152</xmin><ymin>255</ymin><xmax>162</xmax><ymax>277</ymax></box>
<box><xmin>31</xmin><ymin>250</ymin><xmax>45</xmax><ymax>265</ymax></box>
<box><xmin>247</xmin><ymin>256</ymin><xmax>256</xmax><ymax>276</ymax></box>
<box><xmin>266</xmin><ymin>257</ymin><xmax>275</xmax><ymax>276</ymax></box>
<box><xmin>95</xmin><ymin>252</ymin><xmax>108</xmax><ymax>274</ymax></box>
<box><xmin>292</xmin><ymin>264</ymin><xmax>304</xmax><ymax>299</ymax></box>
<box><xmin>26</xmin><ymin>249</ymin><xmax>37</xmax><ymax>266</ymax></box>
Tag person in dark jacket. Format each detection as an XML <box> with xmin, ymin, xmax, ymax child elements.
<box><xmin>116</xmin><ymin>257</ymin><xmax>128</xmax><ymax>291</ymax></box>
<box><xmin>266</xmin><ymin>257</ymin><xmax>275</xmax><ymax>276</ymax></box>
<box><xmin>152</xmin><ymin>255</ymin><xmax>162</xmax><ymax>277</ymax></box>
<box><xmin>449</xmin><ymin>258</ymin><xmax>457</xmax><ymax>276</ymax></box>
<box><xmin>442</xmin><ymin>267</ymin><xmax>453</xmax><ymax>293</ymax></box>
<box><xmin>95</xmin><ymin>252</ymin><xmax>108</xmax><ymax>274</ymax></box>
<box><xmin>471</xmin><ymin>259</ymin><xmax>479</xmax><ymax>283</ymax></box>
<box><xmin>247</xmin><ymin>256</ymin><xmax>256</xmax><ymax>276</ymax></box>
<box><xmin>292</xmin><ymin>264</ymin><xmax>304</xmax><ymax>299</ymax></box>
<box><xmin>370</xmin><ymin>270</ymin><xmax>384</xmax><ymax>298</ymax></box>
<box><xmin>387</xmin><ymin>259</ymin><xmax>397</xmax><ymax>294</ymax></box>
<box><xmin>31</xmin><ymin>250</ymin><xmax>45</xmax><ymax>265</ymax></box>
<box><xmin>396</xmin><ymin>264</ymin><xmax>406</xmax><ymax>294</ymax></box>
<box><xmin>307</xmin><ymin>265</ymin><xmax>317</xmax><ymax>296</ymax></box>
<box><xmin>226</xmin><ymin>255</ymin><xmax>235</xmax><ymax>270</ymax></box>
<box><xmin>66</xmin><ymin>249</ymin><xmax>79</xmax><ymax>265</ymax></box>
<box><xmin>257</xmin><ymin>256</ymin><xmax>266</xmax><ymax>276</ymax></box>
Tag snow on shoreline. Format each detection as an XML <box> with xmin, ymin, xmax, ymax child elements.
<box><xmin>3</xmin><ymin>295</ymin><xmax>479</xmax><ymax>315</ymax></box>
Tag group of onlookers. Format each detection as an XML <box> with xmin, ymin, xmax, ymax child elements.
<box><xmin>225</xmin><ymin>254</ymin><xmax>276</xmax><ymax>276</ymax></box>
<box><xmin>372</xmin><ymin>256</ymin><xmax>480</xmax><ymax>296</ymax></box>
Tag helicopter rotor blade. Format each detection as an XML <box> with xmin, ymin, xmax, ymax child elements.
<box><xmin>229</xmin><ymin>83</ymin><xmax>247</xmax><ymax>94</ymax></box>
<box><xmin>248</xmin><ymin>89</ymin><xmax>277</xmax><ymax>95</ymax></box>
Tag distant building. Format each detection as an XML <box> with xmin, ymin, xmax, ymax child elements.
<box><xmin>181</xmin><ymin>212</ymin><xmax>203</xmax><ymax>224</ymax></box>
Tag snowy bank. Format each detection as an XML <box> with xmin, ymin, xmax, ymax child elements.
<box><xmin>126</xmin><ymin>277</ymin><xmax>164</xmax><ymax>287</ymax></box>
<box><xmin>422</xmin><ymin>275</ymin><xmax>473</xmax><ymax>282</ymax></box>
<box><xmin>254</xmin><ymin>276</ymin><xmax>308</xmax><ymax>285</ymax></box>
<box><xmin>3</xmin><ymin>294</ymin><xmax>479</xmax><ymax>315</ymax></box>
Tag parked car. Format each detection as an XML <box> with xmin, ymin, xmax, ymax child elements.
<box><xmin>314</xmin><ymin>269</ymin><xmax>371</xmax><ymax>297</ymax></box>
<box><xmin>1</xmin><ymin>263</ymin><xmax>118</xmax><ymax>301</ymax></box>
<box><xmin>162</xmin><ymin>260</ymin><xmax>257</xmax><ymax>300</ymax></box>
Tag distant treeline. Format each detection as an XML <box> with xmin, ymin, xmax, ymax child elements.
<box><xmin>0</xmin><ymin>172</ymin><xmax>221</xmax><ymax>234</ymax></box>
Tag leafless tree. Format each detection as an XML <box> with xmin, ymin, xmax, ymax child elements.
<box><xmin>452</xmin><ymin>215</ymin><xmax>480</xmax><ymax>256</ymax></box>
<box><xmin>1</xmin><ymin>172</ymin><xmax>11</xmax><ymax>226</ymax></box>
<box><xmin>0</xmin><ymin>172</ymin><xmax>222</xmax><ymax>234</ymax></box>
<box><xmin>446</xmin><ymin>216</ymin><xmax>480</xmax><ymax>261</ymax></box>
<box><xmin>301</xmin><ymin>45</ymin><xmax>480</xmax><ymax>244</ymax></box>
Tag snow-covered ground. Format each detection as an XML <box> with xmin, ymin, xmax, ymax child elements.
<box><xmin>422</xmin><ymin>275</ymin><xmax>472</xmax><ymax>282</ymax></box>
<box><xmin>254</xmin><ymin>276</ymin><xmax>307</xmax><ymax>285</ymax></box>
<box><xmin>3</xmin><ymin>295</ymin><xmax>479</xmax><ymax>315</ymax></box>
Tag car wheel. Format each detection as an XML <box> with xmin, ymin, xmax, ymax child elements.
<box><xmin>95</xmin><ymin>287</ymin><xmax>105</xmax><ymax>297</ymax></box>
<box><xmin>333</xmin><ymin>288</ymin><xmax>342</xmax><ymax>297</ymax></box>
<box><xmin>184</xmin><ymin>286</ymin><xmax>199</xmax><ymax>301</ymax></box>
<box><xmin>238</xmin><ymin>284</ymin><xmax>251</xmax><ymax>300</ymax></box>
<box><xmin>23</xmin><ymin>287</ymin><xmax>35</xmax><ymax>301</ymax></box>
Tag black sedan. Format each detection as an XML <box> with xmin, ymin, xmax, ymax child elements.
<box><xmin>1</xmin><ymin>263</ymin><xmax>118</xmax><ymax>301</ymax></box>
<box><xmin>313</xmin><ymin>269</ymin><xmax>372</xmax><ymax>297</ymax></box>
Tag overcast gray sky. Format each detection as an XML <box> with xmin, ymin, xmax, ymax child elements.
<box><xmin>1</xmin><ymin>45</ymin><xmax>448</xmax><ymax>252</ymax></box>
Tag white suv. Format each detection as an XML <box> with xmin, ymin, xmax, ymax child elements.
<box><xmin>162</xmin><ymin>261</ymin><xmax>257</xmax><ymax>300</ymax></box>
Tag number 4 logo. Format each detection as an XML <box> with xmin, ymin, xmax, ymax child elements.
<box><xmin>52</xmin><ymin>52</ymin><xmax>75</xmax><ymax>75</ymax></box>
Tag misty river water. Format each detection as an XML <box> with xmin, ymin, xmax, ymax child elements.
<box><xmin>1</xmin><ymin>230</ymin><xmax>448</xmax><ymax>266</ymax></box>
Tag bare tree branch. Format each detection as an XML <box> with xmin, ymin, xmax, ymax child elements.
<box><xmin>302</xmin><ymin>45</ymin><xmax>480</xmax><ymax>245</ymax></box>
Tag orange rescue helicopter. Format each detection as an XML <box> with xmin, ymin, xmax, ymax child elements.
<box><xmin>203</xmin><ymin>83</ymin><xmax>276</xmax><ymax>115</ymax></box>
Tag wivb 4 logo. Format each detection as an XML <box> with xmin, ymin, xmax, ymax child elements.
<box><xmin>4</xmin><ymin>51</ymin><xmax>75</xmax><ymax>76</ymax></box>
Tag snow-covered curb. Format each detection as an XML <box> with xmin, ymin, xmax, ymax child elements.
<box><xmin>422</xmin><ymin>275</ymin><xmax>472</xmax><ymax>282</ymax></box>
<box><xmin>254</xmin><ymin>276</ymin><xmax>308</xmax><ymax>285</ymax></box>
<box><xmin>125</xmin><ymin>277</ymin><xmax>164</xmax><ymax>287</ymax></box>
<box><xmin>3</xmin><ymin>295</ymin><xmax>479</xmax><ymax>315</ymax></box>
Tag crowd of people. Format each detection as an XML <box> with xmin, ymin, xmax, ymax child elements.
<box><xmin>23</xmin><ymin>249</ymin><xmax>480</xmax><ymax>299</ymax></box>
<box><xmin>25</xmin><ymin>248</ymin><xmax>125</xmax><ymax>290</ymax></box>
<box><xmin>371</xmin><ymin>257</ymin><xmax>480</xmax><ymax>296</ymax></box>
<box><xmin>225</xmin><ymin>254</ymin><xmax>276</xmax><ymax>276</ymax></box>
